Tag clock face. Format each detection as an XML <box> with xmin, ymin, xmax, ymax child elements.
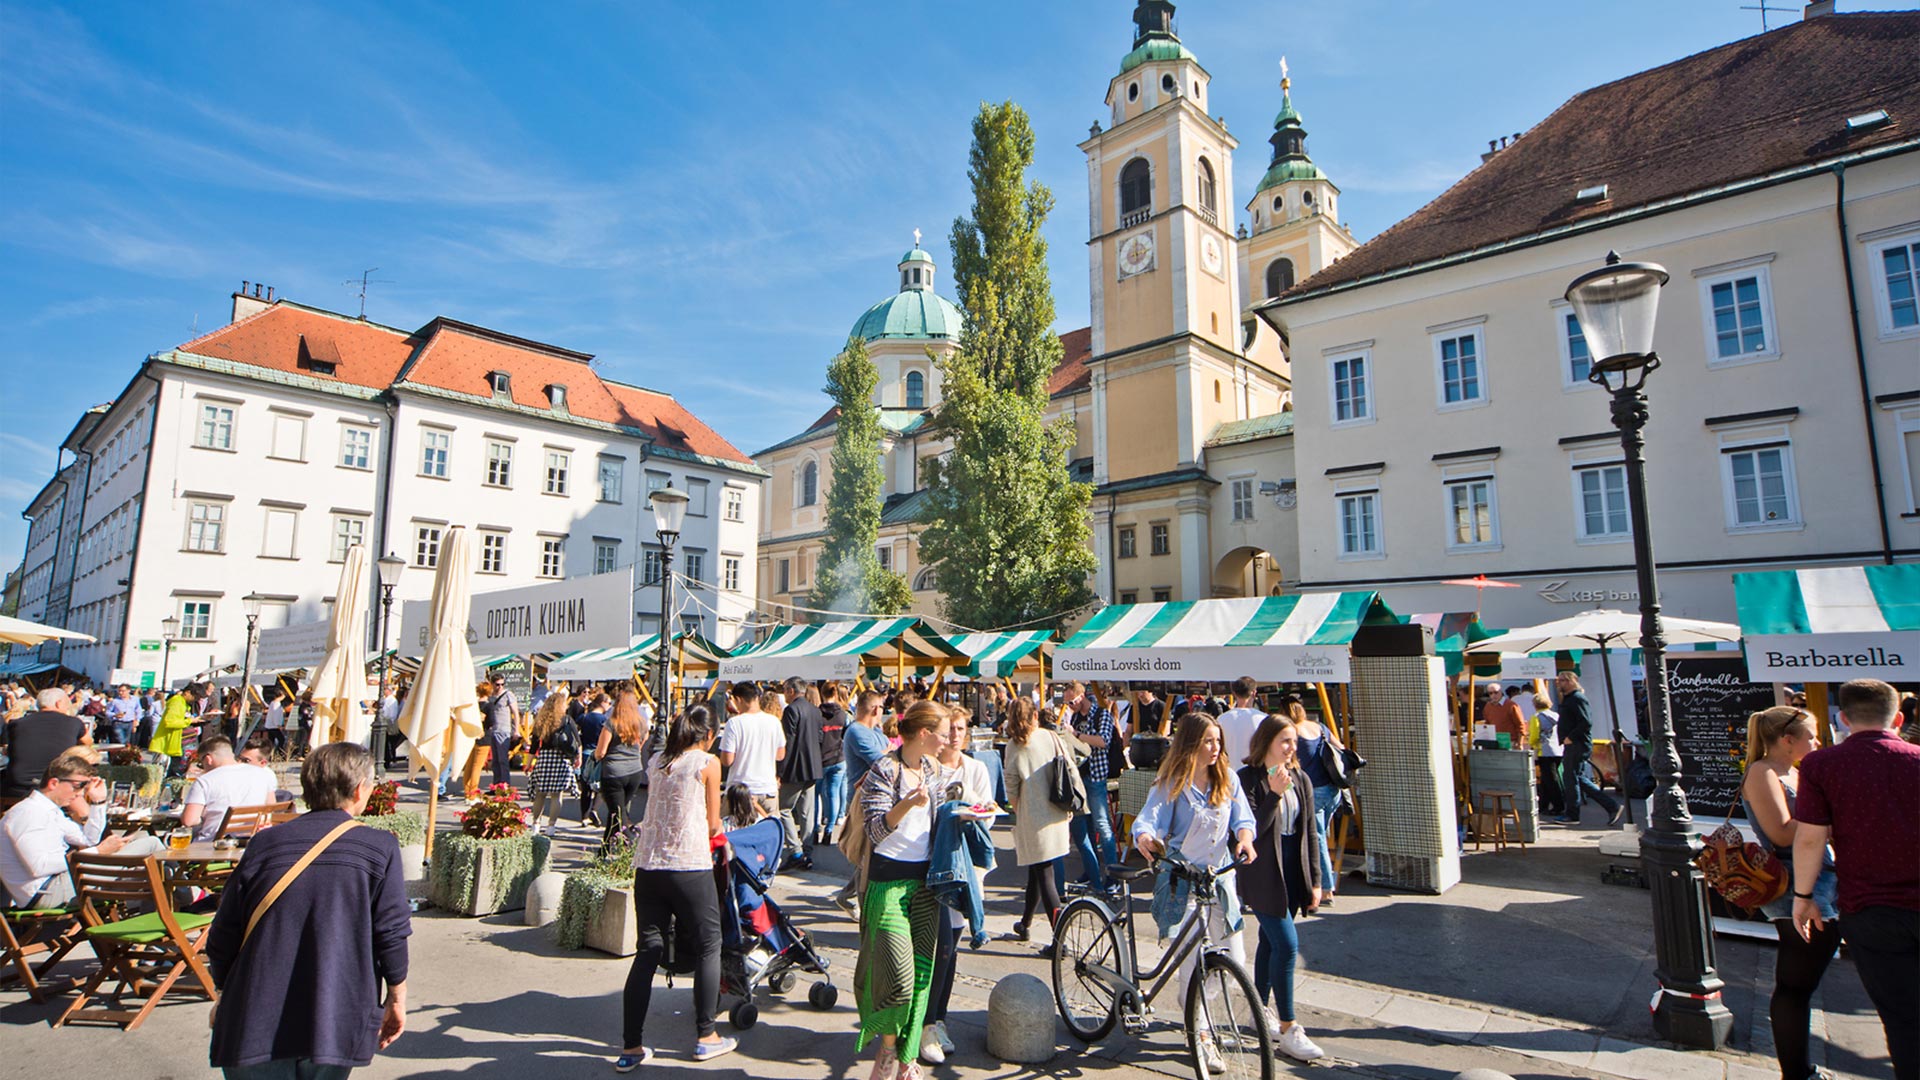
<box><xmin>1118</xmin><ymin>231</ymin><xmax>1155</xmax><ymax>278</ymax></box>
<box><xmin>1200</xmin><ymin>234</ymin><xmax>1223</xmax><ymax>277</ymax></box>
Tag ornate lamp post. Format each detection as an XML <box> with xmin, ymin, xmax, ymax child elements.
<box><xmin>373</xmin><ymin>551</ymin><xmax>407</xmax><ymax>778</ymax></box>
<box><xmin>649</xmin><ymin>485</ymin><xmax>690</xmax><ymax>723</ymax></box>
<box><xmin>238</xmin><ymin>592</ymin><xmax>265</xmax><ymax>741</ymax></box>
<box><xmin>1565</xmin><ymin>252</ymin><xmax>1732</xmax><ymax>1049</ymax></box>
<box><xmin>159</xmin><ymin>616</ymin><xmax>180</xmax><ymax>693</ymax></box>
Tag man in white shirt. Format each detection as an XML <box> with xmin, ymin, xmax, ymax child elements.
<box><xmin>717</xmin><ymin>682</ymin><xmax>785</xmax><ymax>812</ymax></box>
<box><xmin>1</xmin><ymin>755</ymin><xmax>160</xmax><ymax>908</ymax></box>
<box><xmin>1215</xmin><ymin>676</ymin><xmax>1266</xmax><ymax>767</ymax></box>
<box><xmin>179</xmin><ymin>736</ymin><xmax>281</xmax><ymax>841</ymax></box>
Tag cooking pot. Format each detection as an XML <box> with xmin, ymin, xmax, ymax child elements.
<box><xmin>1129</xmin><ymin>733</ymin><xmax>1170</xmax><ymax>770</ymax></box>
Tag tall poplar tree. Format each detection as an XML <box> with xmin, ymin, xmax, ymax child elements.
<box><xmin>812</xmin><ymin>335</ymin><xmax>912</xmax><ymax>617</ymax></box>
<box><xmin>919</xmin><ymin>101</ymin><xmax>1095</xmax><ymax>632</ymax></box>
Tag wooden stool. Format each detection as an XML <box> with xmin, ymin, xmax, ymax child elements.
<box><xmin>1473</xmin><ymin>790</ymin><xmax>1525</xmax><ymax>852</ymax></box>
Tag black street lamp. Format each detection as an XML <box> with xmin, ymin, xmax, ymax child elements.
<box><xmin>159</xmin><ymin>616</ymin><xmax>180</xmax><ymax>694</ymax></box>
<box><xmin>1566</xmin><ymin>252</ymin><xmax>1732</xmax><ymax>1049</ymax></box>
<box><xmin>373</xmin><ymin>551</ymin><xmax>407</xmax><ymax>778</ymax></box>
<box><xmin>650</xmin><ymin>485</ymin><xmax>691</xmax><ymax>723</ymax></box>
<box><xmin>237</xmin><ymin>592</ymin><xmax>266</xmax><ymax>741</ymax></box>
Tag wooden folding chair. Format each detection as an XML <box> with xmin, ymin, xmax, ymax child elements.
<box><xmin>56</xmin><ymin>852</ymin><xmax>216</xmax><ymax>1030</ymax></box>
<box><xmin>0</xmin><ymin>902</ymin><xmax>85</xmax><ymax>1002</ymax></box>
<box><xmin>214</xmin><ymin>799</ymin><xmax>297</xmax><ymax>839</ymax></box>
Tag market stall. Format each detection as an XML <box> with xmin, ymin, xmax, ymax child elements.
<box><xmin>1734</xmin><ymin>563</ymin><xmax>1918</xmax><ymax>685</ymax></box>
<box><xmin>1055</xmin><ymin>592</ymin><xmax>1394</xmax><ymax>683</ymax></box>
<box><xmin>720</xmin><ymin>617</ymin><xmax>965</xmax><ymax>682</ymax></box>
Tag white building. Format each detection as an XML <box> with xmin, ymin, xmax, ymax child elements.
<box><xmin>1260</xmin><ymin>10</ymin><xmax>1920</xmax><ymax>628</ymax></box>
<box><xmin>24</xmin><ymin>284</ymin><xmax>762</xmax><ymax>685</ymax></box>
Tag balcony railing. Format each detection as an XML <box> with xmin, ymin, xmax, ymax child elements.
<box><xmin>1120</xmin><ymin>208</ymin><xmax>1151</xmax><ymax>229</ymax></box>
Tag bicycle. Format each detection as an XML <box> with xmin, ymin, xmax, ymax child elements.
<box><xmin>1051</xmin><ymin>854</ymin><xmax>1273</xmax><ymax>1080</ymax></box>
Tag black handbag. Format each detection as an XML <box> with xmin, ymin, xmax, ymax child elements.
<box><xmin>1047</xmin><ymin>733</ymin><xmax>1088</xmax><ymax>814</ymax></box>
<box><xmin>1323</xmin><ymin>738</ymin><xmax>1366</xmax><ymax>790</ymax></box>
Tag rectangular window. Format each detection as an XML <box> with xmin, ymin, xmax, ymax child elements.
<box><xmin>486</xmin><ymin>441</ymin><xmax>513</xmax><ymax>488</ymax></box>
<box><xmin>1151</xmin><ymin>588</ymin><xmax>1172</xmax><ymax>604</ymax></box>
<box><xmin>1905</xmin><ymin>427</ymin><xmax>1920</xmax><ymax>512</ymax></box>
<box><xmin>540</xmin><ymin>537</ymin><xmax>565</xmax><ymax>578</ymax></box>
<box><xmin>269</xmin><ymin>414</ymin><xmax>306</xmax><ymax>461</ymax></box>
<box><xmin>687</xmin><ymin>478</ymin><xmax>710</xmax><ymax>517</ymax></box>
<box><xmin>684</xmin><ymin>550</ymin><xmax>704</xmax><ymax>583</ymax></box>
<box><xmin>1444</xmin><ymin>479</ymin><xmax>1496</xmax><ymax>548</ymax></box>
<box><xmin>1118</xmin><ymin>590</ymin><xmax>1138</xmax><ymax>606</ymax></box>
<box><xmin>1337</xmin><ymin>492</ymin><xmax>1381</xmax><ymax>557</ymax></box>
<box><xmin>876</xmin><ymin>545</ymin><xmax>893</xmax><ymax>572</ymax></box>
<box><xmin>340</xmin><ymin>426</ymin><xmax>373</xmax><ymax>470</ymax></box>
<box><xmin>414</xmin><ymin>525</ymin><xmax>442</xmax><ymax>568</ymax></box>
<box><xmin>185</xmin><ymin>502</ymin><xmax>225</xmax><ymax>552</ymax></box>
<box><xmin>776</xmin><ymin>558</ymin><xmax>791</xmax><ymax>594</ymax></box>
<box><xmin>1330</xmin><ymin>353</ymin><xmax>1371</xmax><ymax>423</ymax></box>
<box><xmin>544</xmin><ymin>450</ymin><xmax>569</xmax><ymax>495</ymax></box>
<box><xmin>598</xmin><ymin>457</ymin><xmax>624</xmax><ymax>503</ymax></box>
<box><xmin>1230</xmin><ymin>479</ymin><xmax>1254</xmax><ymax>522</ymax></box>
<box><xmin>197</xmin><ymin>404</ymin><xmax>235</xmax><ymax>450</ymax></box>
<box><xmin>681</xmin><ymin>615</ymin><xmax>703</xmax><ymax>638</ymax></box>
<box><xmin>1724</xmin><ymin>444</ymin><xmax>1798</xmax><ymax>527</ymax></box>
<box><xmin>179</xmin><ymin>599</ymin><xmax>213</xmax><ymax>640</ymax></box>
<box><xmin>594</xmin><ymin>540</ymin><xmax>618</xmax><ymax>575</ymax></box>
<box><xmin>723</xmin><ymin>487</ymin><xmax>744</xmax><ymax>522</ymax></box>
<box><xmin>643</xmin><ymin>547</ymin><xmax>664</xmax><ymax>586</ymax></box>
<box><xmin>1564</xmin><ymin>312</ymin><xmax>1592</xmax><ymax>385</ymax></box>
<box><xmin>723</xmin><ymin>556</ymin><xmax>741</xmax><ymax>592</ymax></box>
<box><xmin>1875</xmin><ymin>236</ymin><xmax>1920</xmax><ymax>334</ymax></box>
<box><xmin>480</xmin><ymin>532</ymin><xmax>506</xmax><ymax>574</ymax></box>
<box><xmin>262</xmin><ymin>508</ymin><xmax>298</xmax><ymax>559</ymax></box>
<box><xmin>1435</xmin><ymin>331</ymin><xmax>1485</xmax><ymax>405</ymax></box>
<box><xmin>1697</xmin><ymin>263</ymin><xmax>1778</xmax><ymax>363</ymax></box>
<box><xmin>1118</xmin><ymin>526</ymin><xmax>1137</xmax><ymax>558</ymax></box>
<box><xmin>1574</xmin><ymin>464</ymin><xmax>1630</xmax><ymax>540</ymax></box>
<box><xmin>1149</xmin><ymin>523</ymin><xmax>1170</xmax><ymax>556</ymax></box>
<box><xmin>645</xmin><ymin>470</ymin><xmax>669</xmax><ymax>506</ymax></box>
<box><xmin>420</xmin><ymin>430</ymin><xmax>449</xmax><ymax>478</ymax></box>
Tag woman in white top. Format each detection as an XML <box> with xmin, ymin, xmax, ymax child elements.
<box><xmin>615</xmin><ymin>705</ymin><xmax>733</xmax><ymax>1071</ymax></box>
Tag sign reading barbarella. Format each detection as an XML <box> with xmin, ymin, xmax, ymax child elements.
<box><xmin>399</xmin><ymin>567</ymin><xmax>634</xmax><ymax>658</ymax></box>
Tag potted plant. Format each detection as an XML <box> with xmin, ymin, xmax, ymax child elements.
<box><xmin>356</xmin><ymin>781</ymin><xmax>429</xmax><ymax>897</ymax></box>
<box><xmin>428</xmin><ymin>784</ymin><xmax>552</xmax><ymax>916</ymax></box>
<box><xmin>555</xmin><ymin>824</ymin><xmax>642</xmax><ymax>954</ymax></box>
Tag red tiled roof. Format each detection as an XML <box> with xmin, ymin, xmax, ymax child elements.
<box><xmin>1048</xmin><ymin>327</ymin><xmax>1094</xmax><ymax>398</ymax></box>
<box><xmin>398</xmin><ymin>319</ymin><xmax>632</xmax><ymax>424</ymax></box>
<box><xmin>174</xmin><ymin>303</ymin><xmax>416</xmax><ymax>390</ymax></box>
<box><xmin>1285</xmin><ymin>13</ymin><xmax>1920</xmax><ymax>299</ymax></box>
<box><xmin>603</xmin><ymin>381</ymin><xmax>753</xmax><ymax>465</ymax></box>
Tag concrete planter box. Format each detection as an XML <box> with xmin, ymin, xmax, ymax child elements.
<box><xmin>428</xmin><ymin>833</ymin><xmax>552</xmax><ymax>917</ymax></box>
<box><xmin>586</xmin><ymin>885</ymin><xmax>638</xmax><ymax>957</ymax></box>
<box><xmin>398</xmin><ymin>843</ymin><xmax>429</xmax><ymax>901</ymax></box>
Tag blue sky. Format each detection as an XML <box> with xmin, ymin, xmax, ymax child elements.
<box><xmin>0</xmin><ymin>0</ymin><xmax>1792</xmax><ymax>569</ymax></box>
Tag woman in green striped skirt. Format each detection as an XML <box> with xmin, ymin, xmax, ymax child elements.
<box><xmin>854</xmin><ymin>701</ymin><xmax>962</xmax><ymax>1080</ymax></box>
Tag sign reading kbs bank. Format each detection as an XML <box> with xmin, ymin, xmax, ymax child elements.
<box><xmin>399</xmin><ymin>568</ymin><xmax>633</xmax><ymax>658</ymax></box>
<box><xmin>1053</xmin><ymin>644</ymin><xmax>1352</xmax><ymax>683</ymax></box>
<box><xmin>1744</xmin><ymin>631</ymin><xmax>1917</xmax><ymax>682</ymax></box>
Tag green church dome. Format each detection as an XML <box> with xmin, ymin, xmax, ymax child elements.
<box><xmin>851</xmin><ymin>289</ymin><xmax>964</xmax><ymax>342</ymax></box>
<box><xmin>1257</xmin><ymin>158</ymin><xmax>1327</xmax><ymax>189</ymax></box>
<box><xmin>1118</xmin><ymin>38</ymin><xmax>1197</xmax><ymax>75</ymax></box>
<box><xmin>900</xmin><ymin>247</ymin><xmax>935</xmax><ymax>265</ymax></box>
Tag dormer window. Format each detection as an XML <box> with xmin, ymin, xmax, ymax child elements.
<box><xmin>488</xmin><ymin>371</ymin><xmax>511</xmax><ymax>397</ymax></box>
<box><xmin>546</xmin><ymin>384</ymin><xmax>568</xmax><ymax>411</ymax></box>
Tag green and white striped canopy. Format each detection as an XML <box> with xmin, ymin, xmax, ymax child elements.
<box><xmin>721</xmin><ymin>618</ymin><xmax>963</xmax><ymax>682</ymax></box>
<box><xmin>869</xmin><ymin>630</ymin><xmax>1055</xmax><ymax>682</ymax></box>
<box><xmin>547</xmin><ymin>633</ymin><xmax>732</xmax><ymax>682</ymax></box>
<box><xmin>1735</xmin><ymin>564</ymin><xmax>1919</xmax><ymax>681</ymax></box>
<box><xmin>1056</xmin><ymin>593</ymin><xmax>1393</xmax><ymax>684</ymax></box>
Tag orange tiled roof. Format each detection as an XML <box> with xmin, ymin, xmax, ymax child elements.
<box><xmin>397</xmin><ymin>319</ymin><xmax>631</xmax><ymax>424</ymax></box>
<box><xmin>602</xmin><ymin>381</ymin><xmax>753</xmax><ymax>466</ymax></box>
<box><xmin>1048</xmin><ymin>327</ymin><xmax>1094</xmax><ymax>398</ymax></box>
<box><xmin>174</xmin><ymin>303</ymin><xmax>416</xmax><ymax>390</ymax></box>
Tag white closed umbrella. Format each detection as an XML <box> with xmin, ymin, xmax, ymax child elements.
<box><xmin>394</xmin><ymin>527</ymin><xmax>479</xmax><ymax>857</ymax></box>
<box><xmin>306</xmin><ymin>545</ymin><xmax>372</xmax><ymax>748</ymax></box>
<box><xmin>0</xmin><ymin>614</ymin><xmax>95</xmax><ymax>647</ymax></box>
<box><xmin>1473</xmin><ymin>609</ymin><xmax>1742</xmax><ymax>825</ymax></box>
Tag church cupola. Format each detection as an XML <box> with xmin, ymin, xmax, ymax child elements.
<box><xmin>898</xmin><ymin>230</ymin><xmax>936</xmax><ymax>292</ymax></box>
<box><xmin>1260</xmin><ymin>60</ymin><xmax>1322</xmax><ymax>190</ymax></box>
<box><xmin>1132</xmin><ymin>0</ymin><xmax>1178</xmax><ymax>46</ymax></box>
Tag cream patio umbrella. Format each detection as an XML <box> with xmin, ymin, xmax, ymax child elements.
<box><xmin>393</xmin><ymin>527</ymin><xmax>480</xmax><ymax>858</ymax></box>
<box><xmin>306</xmin><ymin>545</ymin><xmax>372</xmax><ymax>748</ymax></box>
<box><xmin>0</xmin><ymin>614</ymin><xmax>95</xmax><ymax>647</ymax></box>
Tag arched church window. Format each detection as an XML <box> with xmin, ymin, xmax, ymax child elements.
<box><xmin>1197</xmin><ymin>157</ymin><xmax>1217</xmax><ymax>216</ymax></box>
<box><xmin>1119</xmin><ymin>158</ymin><xmax>1151</xmax><ymax>217</ymax></box>
<box><xmin>1265</xmin><ymin>258</ymin><xmax>1295</xmax><ymax>299</ymax></box>
<box><xmin>800</xmin><ymin>461</ymin><xmax>819</xmax><ymax>507</ymax></box>
<box><xmin>905</xmin><ymin>371</ymin><xmax>925</xmax><ymax>409</ymax></box>
<box><xmin>914</xmin><ymin>567</ymin><xmax>938</xmax><ymax>592</ymax></box>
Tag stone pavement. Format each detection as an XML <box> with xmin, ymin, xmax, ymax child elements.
<box><xmin>1</xmin><ymin>791</ymin><xmax>1895</xmax><ymax>1080</ymax></box>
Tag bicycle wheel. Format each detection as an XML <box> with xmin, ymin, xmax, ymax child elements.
<box><xmin>1184</xmin><ymin>951</ymin><xmax>1272</xmax><ymax>1080</ymax></box>
<box><xmin>1052</xmin><ymin>898</ymin><xmax>1125</xmax><ymax>1042</ymax></box>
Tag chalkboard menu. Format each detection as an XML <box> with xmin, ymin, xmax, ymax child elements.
<box><xmin>1665</xmin><ymin>655</ymin><xmax>1776</xmax><ymax>818</ymax></box>
<box><xmin>490</xmin><ymin>656</ymin><xmax>535</xmax><ymax>703</ymax></box>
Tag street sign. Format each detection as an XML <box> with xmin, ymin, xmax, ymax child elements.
<box><xmin>140</xmin><ymin>671</ymin><xmax>156</xmax><ymax>689</ymax></box>
<box><xmin>137</xmin><ymin>640</ymin><xmax>161</xmax><ymax>652</ymax></box>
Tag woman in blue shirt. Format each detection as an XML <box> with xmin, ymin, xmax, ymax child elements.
<box><xmin>1131</xmin><ymin>714</ymin><xmax>1256</xmax><ymax>1073</ymax></box>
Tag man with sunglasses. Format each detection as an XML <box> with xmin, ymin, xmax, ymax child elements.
<box><xmin>0</xmin><ymin>754</ymin><xmax>162</xmax><ymax>909</ymax></box>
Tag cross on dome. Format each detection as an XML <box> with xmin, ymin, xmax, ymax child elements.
<box><xmin>913</xmin><ymin>227</ymin><xmax>922</xmax><ymax>248</ymax></box>
<box><xmin>1279</xmin><ymin>55</ymin><xmax>1289</xmax><ymax>92</ymax></box>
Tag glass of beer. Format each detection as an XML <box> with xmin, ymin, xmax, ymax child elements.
<box><xmin>167</xmin><ymin>828</ymin><xmax>192</xmax><ymax>851</ymax></box>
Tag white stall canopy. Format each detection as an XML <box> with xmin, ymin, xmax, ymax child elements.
<box><xmin>1735</xmin><ymin>564</ymin><xmax>1919</xmax><ymax>682</ymax></box>
<box><xmin>1055</xmin><ymin>593</ymin><xmax>1395</xmax><ymax>684</ymax></box>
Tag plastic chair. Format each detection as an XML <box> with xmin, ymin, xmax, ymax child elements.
<box><xmin>56</xmin><ymin>852</ymin><xmax>216</xmax><ymax>1030</ymax></box>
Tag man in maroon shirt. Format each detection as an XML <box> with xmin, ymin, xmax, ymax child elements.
<box><xmin>1793</xmin><ymin>678</ymin><xmax>1919</xmax><ymax>1080</ymax></box>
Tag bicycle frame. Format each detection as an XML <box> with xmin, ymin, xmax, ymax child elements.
<box><xmin>1080</xmin><ymin>877</ymin><xmax>1221</xmax><ymax>1014</ymax></box>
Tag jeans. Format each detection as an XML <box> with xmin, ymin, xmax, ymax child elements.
<box><xmin>1251</xmin><ymin>909</ymin><xmax>1299</xmax><ymax>1022</ymax></box>
<box><xmin>926</xmin><ymin>800</ymin><xmax>994</xmax><ymax>946</ymax></box>
<box><xmin>1840</xmin><ymin>905</ymin><xmax>1919</xmax><ymax>1080</ymax></box>
<box><xmin>488</xmin><ymin>732</ymin><xmax>512</xmax><ymax>788</ymax></box>
<box><xmin>1071</xmin><ymin>783</ymin><xmax>1118</xmax><ymax>891</ymax></box>
<box><xmin>110</xmin><ymin>721</ymin><xmax>134</xmax><ymax>746</ymax></box>
<box><xmin>1311</xmin><ymin>784</ymin><xmax>1341</xmax><ymax>893</ymax></box>
<box><xmin>1561</xmin><ymin>754</ymin><xmax>1618</xmax><ymax>820</ymax></box>
<box><xmin>814</xmin><ymin>762</ymin><xmax>847</xmax><ymax>838</ymax></box>
<box><xmin>779</xmin><ymin>780</ymin><xmax>816</xmax><ymax>860</ymax></box>
<box><xmin>222</xmin><ymin>1062</ymin><xmax>352</xmax><ymax>1080</ymax></box>
<box><xmin>625</xmin><ymin>867</ymin><xmax>722</xmax><ymax>1048</ymax></box>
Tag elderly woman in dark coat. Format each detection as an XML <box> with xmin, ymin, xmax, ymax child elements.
<box><xmin>1235</xmin><ymin>712</ymin><xmax>1327</xmax><ymax>1064</ymax></box>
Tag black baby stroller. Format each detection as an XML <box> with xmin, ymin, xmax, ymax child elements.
<box><xmin>717</xmin><ymin>817</ymin><xmax>837</xmax><ymax>1029</ymax></box>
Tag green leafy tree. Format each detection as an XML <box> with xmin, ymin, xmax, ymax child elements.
<box><xmin>811</xmin><ymin>336</ymin><xmax>912</xmax><ymax>617</ymax></box>
<box><xmin>920</xmin><ymin>101</ymin><xmax>1095</xmax><ymax>632</ymax></box>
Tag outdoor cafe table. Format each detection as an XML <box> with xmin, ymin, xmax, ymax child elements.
<box><xmin>156</xmin><ymin>841</ymin><xmax>245</xmax><ymax>865</ymax></box>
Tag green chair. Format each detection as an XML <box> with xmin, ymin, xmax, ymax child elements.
<box><xmin>0</xmin><ymin>902</ymin><xmax>84</xmax><ymax>1002</ymax></box>
<box><xmin>56</xmin><ymin>852</ymin><xmax>216</xmax><ymax>1030</ymax></box>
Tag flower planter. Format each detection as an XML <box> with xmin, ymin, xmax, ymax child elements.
<box><xmin>586</xmin><ymin>884</ymin><xmax>638</xmax><ymax>957</ymax></box>
<box><xmin>428</xmin><ymin>833</ymin><xmax>552</xmax><ymax>917</ymax></box>
<box><xmin>553</xmin><ymin>866</ymin><xmax>636</xmax><ymax>954</ymax></box>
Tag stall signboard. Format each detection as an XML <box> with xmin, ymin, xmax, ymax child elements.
<box><xmin>255</xmin><ymin>621</ymin><xmax>332</xmax><ymax>672</ymax></box>
<box><xmin>1744</xmin><ymin>631</ymin><xmax>1917</xmax><ymax>683</ymax></box>
<box><xmin>401</xmin><ymin>568</ymin><xmax>632</xmax><ymax>658</ymax></box>
<box><xmin>1054</xmin><ymin>644</ymin><xmax>1351</xmax><ymax>684</ymax></box>
<box><xmin>1492</xmin><ymin>656</ymin><xmax>1557</xmax><ymax>683</ymax></box>
<box><xmin>721</xmin><ymin>652</ymin><xmax>861</xmax><ymax>682</ymax></box>
<box><xmin>1667</xmin><ymin>654</ymin><xmax>1776</xmax><ymax>819</ymax></box>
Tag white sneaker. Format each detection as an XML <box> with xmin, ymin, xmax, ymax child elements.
<box><xmin>1261</xmin><ymin>1006</ymin><xmax>1282</xmax><ymax>1035</ymax></box>
<box><xmin>1275</xmin><ymin>1024</ymin><xmax>1325</xmax><ymax>1062</ymax></box>
<box><xmin>932</xmin><ymin>1020</ymin><xmax>954</xmax><ymax>1054</ymax></box>
<box><xmin>918</xmin><ymin>1027</ymin><xmax>945</xmax><ymax>1065</ymax></box>
<box><xmin>1197</xmin><ymin>1037</ymin><xmax>1226</xmax><ymax>1075</ymax></box>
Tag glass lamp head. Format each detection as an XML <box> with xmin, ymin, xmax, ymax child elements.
<box><xmin>1565</xmin><ymin>252</ymin><xmax>1669</xmax><ymax>376</ymax></box>
<box><xmin>651</xmin><ymin>484</ymin><xmax>690</xmax><ymax>540</ymax></box>
<box><xmin>376</xmin><ymin>552</ymin><xmax>407</xmax><ymax>589</ymax></box>
<box><xmin>161</xmin><ymin>616</ymin><xmax>180</xmax><ymax>638</ymax></box>
<box><xmin>242</xmin><ymin>592</ymin><xmax>266</xmax><ymax>620</ymax></box>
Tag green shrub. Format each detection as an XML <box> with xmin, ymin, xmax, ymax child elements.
<box><xmin>428</xmin><ymin>832</ymin><xmax>551</xmax><ymax>916</ymax></box>
<box><xmin>357</xmin><ymin>810</ymin><xmax>426</xmax><ymax>847</ymax></box>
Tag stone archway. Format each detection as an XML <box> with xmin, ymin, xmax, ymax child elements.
<box><xmin>1213</xmin><ymin>546</ymin><xmax>1280</xmax><ymax>598</ymax></box>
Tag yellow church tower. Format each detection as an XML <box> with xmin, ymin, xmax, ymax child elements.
<box><xmin>1238</xmin><ymin>61</ymin><xmax>1358</xmax><ymax>310</ymax></box>
<box><xmin>1080</xmin><ymin>0</ymin><xmax>1290</xmax><ymax>604</ymax></box>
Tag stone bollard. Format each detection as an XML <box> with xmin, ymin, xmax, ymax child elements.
<box><xmin>1453</xmin><ymin>1070</ymin><xmax>1517</xmax><ymax>1080</ymax></box>
<box><xmin>523</xmin><ymin>871</ymin><xmax>567</xmax><ymax>927</ymax></box>
<box><xmin>987</xmin><ymin>973</ymin><xmax>1055</xmax><ymax>1064</ymax></box>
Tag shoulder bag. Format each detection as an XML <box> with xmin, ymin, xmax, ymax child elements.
<box><xmin>1047</xmin><ymin>731</ymin><xmax>1088</xmax><ymax>815</ymax></box>
<box><xmin>1695</xmin><ymin>820</ymin><xmax>1788</xmax><ymax>912</ymax></box>
<box><xmin>1321</xmin><ymin>733</ymin><xmax>1366</xmax><ymax>790</ymax></box>
<box><xmin>210</xmin><ymin>818</ymin><xmax>363</xmax><ymax>1026</ymax></box>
